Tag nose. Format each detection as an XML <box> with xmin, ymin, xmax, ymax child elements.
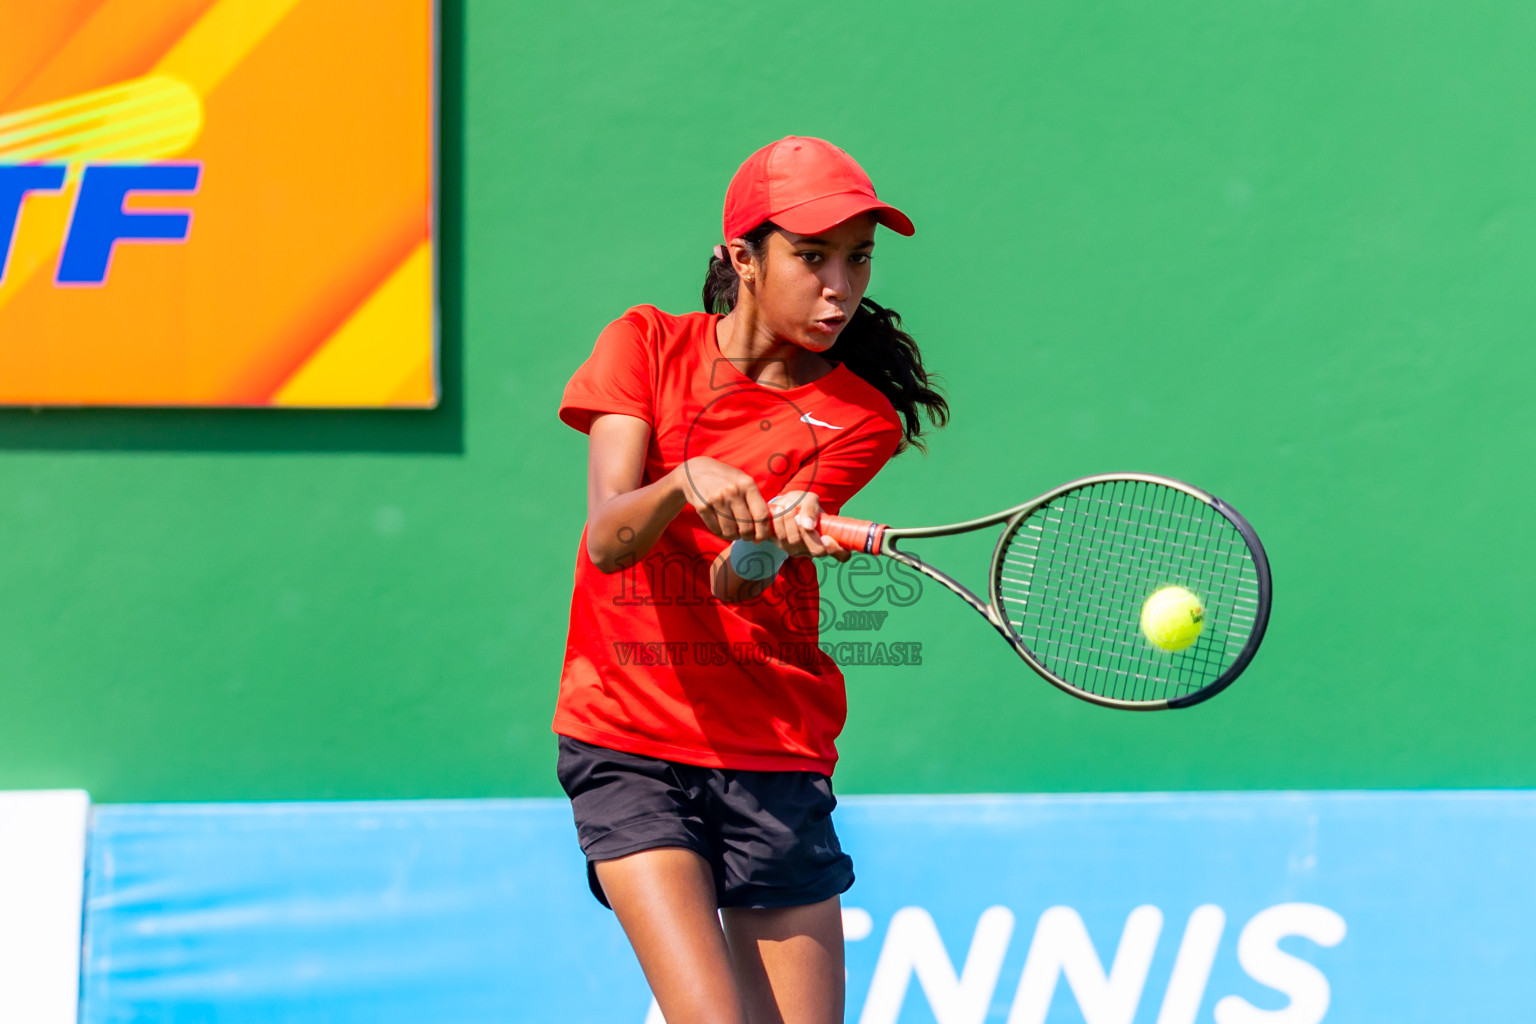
<box><xmin>822</xmin><ymin>263</ymin><xmax>851</xmax><ymax>302</ymax></box>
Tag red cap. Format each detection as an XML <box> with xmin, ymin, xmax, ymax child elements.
<box><xmin>722</xmin><ymin>136</ymin><xmax>915</xmax><ymax>241</ymax></box>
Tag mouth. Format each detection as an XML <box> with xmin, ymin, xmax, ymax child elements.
<box><xmin>811</xmin><ymin>315</ymin><xmax>846</xmax><ymax>335</ymax></box>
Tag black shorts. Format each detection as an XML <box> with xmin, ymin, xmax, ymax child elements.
<box><xmin>555</xmin><ymin>735</ymin><xmax>855</xmax><ymax>910</ymax></box>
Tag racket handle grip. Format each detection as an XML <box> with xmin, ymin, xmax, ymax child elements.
<box><xmin>817</xmin><ymin>514</ymin><xmax>887</xmax><ymax>554</ymax></box>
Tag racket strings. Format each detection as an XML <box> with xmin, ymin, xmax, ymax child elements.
<box><xmin>995</xmin><ymin>479</ymin><xmax>1261</xmax><ymax>702</ymax></box>
<box><xmin>1037</xmin><ymin>486</ymin><xmax>1247</xmax><ymax>696</ymax></box>
<box><xmin>1008</xmin><ymin>491</ymin><xmax>1250</xmax><ymax>698</ymax></box>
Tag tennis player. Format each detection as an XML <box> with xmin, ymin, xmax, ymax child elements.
<box><xmin>554</xmin><ymin>136</ymin><xmax>948</xmax><ymax>1024</ymax></box>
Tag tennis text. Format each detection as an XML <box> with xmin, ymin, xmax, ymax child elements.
<box><xmin>646</xmin><ymin>902</ymin><xmax>1344</xmax><ymax>1024</ymax></box>
<box><xmin>856</xmin><ymin>902</ymin><xmax>1342</xmax><ymax>1024</ymax></box>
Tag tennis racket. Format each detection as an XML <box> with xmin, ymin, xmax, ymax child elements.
<box><xmin>815</xmin><ymin>473</ymin><xmax>1271</xmax><ymax>709</ymax></box>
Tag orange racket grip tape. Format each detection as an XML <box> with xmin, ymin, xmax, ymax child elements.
<box><xmin>817</xmin><ymin>514</ymin><xmax>887</xmax><ymax>554</ymax></box>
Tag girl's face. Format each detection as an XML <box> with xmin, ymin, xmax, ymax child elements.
<box><xmin>739</xmin><ymin>213</ymin><xmax>877</xmax><ymax>352</ymax></box>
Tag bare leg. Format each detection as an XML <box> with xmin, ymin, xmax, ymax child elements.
<box><xmin>594</xmin><ymin>847</ymin><xmax>748</xmax><ymax>1024</ymax></box>
<box><xmin>721</xmin><ymin>896</ymin><xmax>845</xmax><ymax>1024</ymax></box>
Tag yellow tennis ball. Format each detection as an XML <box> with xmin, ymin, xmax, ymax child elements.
<box><xmin>1140</xmin><ymin>586</ymin><xmax>1205</xmax><ymax>652</ymax></box>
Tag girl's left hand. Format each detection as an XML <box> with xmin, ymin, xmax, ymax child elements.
<box><xmin>769</xmin><ymin>491</ymin><xmax>852</xmax><ymax>563</ymax></box>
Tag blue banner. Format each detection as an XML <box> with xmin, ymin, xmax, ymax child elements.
<box><xmin>79</xmin><ymin>792</ymin><xmax>1536</xmax><ymax>1023</ymax></box>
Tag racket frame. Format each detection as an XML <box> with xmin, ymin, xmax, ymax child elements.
<box><xmin>824</xmin><ymin>473</ymin><xmax>1273</xmax><ymax>710</ymax></box>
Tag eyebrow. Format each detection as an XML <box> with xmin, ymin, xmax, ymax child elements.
<box><xmin>795</xmin><ymin>236</ymin><xmax>876</xmax><ymax>249</ymax></box>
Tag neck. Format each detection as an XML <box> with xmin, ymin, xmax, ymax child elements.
<box><xmin>715</xmin><ymin>302</ymin><xmax>832</xmax><ymax>389</ymax></box>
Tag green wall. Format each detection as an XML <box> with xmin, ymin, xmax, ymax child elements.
<box><xmin>2</xmin><ymin>1</ymin><xmax>1533</xmax><ymax>801</ymax></box>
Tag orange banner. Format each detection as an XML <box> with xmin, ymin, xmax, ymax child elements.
<box><xmin>0</xmin><ymin>0</ymin><xmax>435</xmax><ymax>407</ymax></box>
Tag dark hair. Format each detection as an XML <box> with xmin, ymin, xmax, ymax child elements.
<box><xmin>702</xmin><ymin>222</ymin><xmax>948</xmax><ymax>454</ymax></box>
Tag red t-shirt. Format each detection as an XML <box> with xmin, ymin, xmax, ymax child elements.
<box><xmin>553</xmin><ymin>304</ymin><xmax>904</xmax><ymax>775</ymax></box>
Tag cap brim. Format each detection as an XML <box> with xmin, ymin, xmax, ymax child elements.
<box><xmin>770</xmin><ymin>192</ymin><xmax>916</xmax><ymax>238</ymax></box>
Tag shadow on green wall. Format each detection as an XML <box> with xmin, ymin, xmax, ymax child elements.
<box><xmin>0</xmin><ymin>0</ymin><xmax>465</xmax><ymax>455</ymax></box>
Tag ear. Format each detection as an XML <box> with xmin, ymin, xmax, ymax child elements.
<box><xmin>725</xmin><ymin>238</ymin><xmax>758</xmax><ymax>284</ymax></box>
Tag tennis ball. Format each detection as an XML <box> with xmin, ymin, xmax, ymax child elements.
<box><xmin>1140</xmin><ymin>586</ymin><xmax>1204</xmax><ymax>652</ymax></box>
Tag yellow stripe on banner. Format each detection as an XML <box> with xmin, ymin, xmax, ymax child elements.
<box><xmin>385</xmin><ymin>353</ymin><xmax>436</xmax><ymax>406</ymax></box>
<box><xmin>153</xmin><ymin>0</ymin><xmax>305</xmax><ymax>95</ymax></box>
<box><xmin>0</xmin><ymin>188</ymin><xmax>77</xmax><ymax>298</ymax></box>
<box><xmin>271</xmin><ymin>242</ymin><xmax>435</xmax><ymax>407</ymax></box>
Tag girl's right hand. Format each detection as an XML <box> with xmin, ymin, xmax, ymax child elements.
<box><xmin>674</xmin><ymin>457</ymin><xmax>774</xmax><ymax>544</ymax></box>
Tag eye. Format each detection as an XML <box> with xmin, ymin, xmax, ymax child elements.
<box><xmin>797</xmin><ymin>251</ymin><xmax>824</xmax><ymax>265</ymax></box>
<box><xmin>850</xmin><ymin>252</ymin><xmax>873</xmax><ymax>266</ymax></box>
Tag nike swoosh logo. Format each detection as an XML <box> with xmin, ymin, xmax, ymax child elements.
<box><xmin>800</xmin><ymin>412</ymin><xmax>844</xmax><ymax>430</ymax></box>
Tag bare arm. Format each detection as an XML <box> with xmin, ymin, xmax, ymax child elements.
<box><xmin>584</xmin><ymin>413</ymin><xmax>778</xmax><ymax>574</ymax></box>
<box><xmin>583</xmin><ymin>413</ymin><xmax>685</xmax><ymax>573</ymax></box>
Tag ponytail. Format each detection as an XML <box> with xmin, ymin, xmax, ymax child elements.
<box><xmin>702</xmin><ymin>222</ymin><xmax>949</xmax><ymax>454</ymax></box>
<box><xmin>824</xmin><ymin>297</ymin><xmax>948</xmax><ymax>454</ymax></box>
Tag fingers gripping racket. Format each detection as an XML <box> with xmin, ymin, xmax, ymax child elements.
<box><xmin>816</xmin><ymin>473</ymin><xmax>1272</xmax><ymax>709</ymax></box>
